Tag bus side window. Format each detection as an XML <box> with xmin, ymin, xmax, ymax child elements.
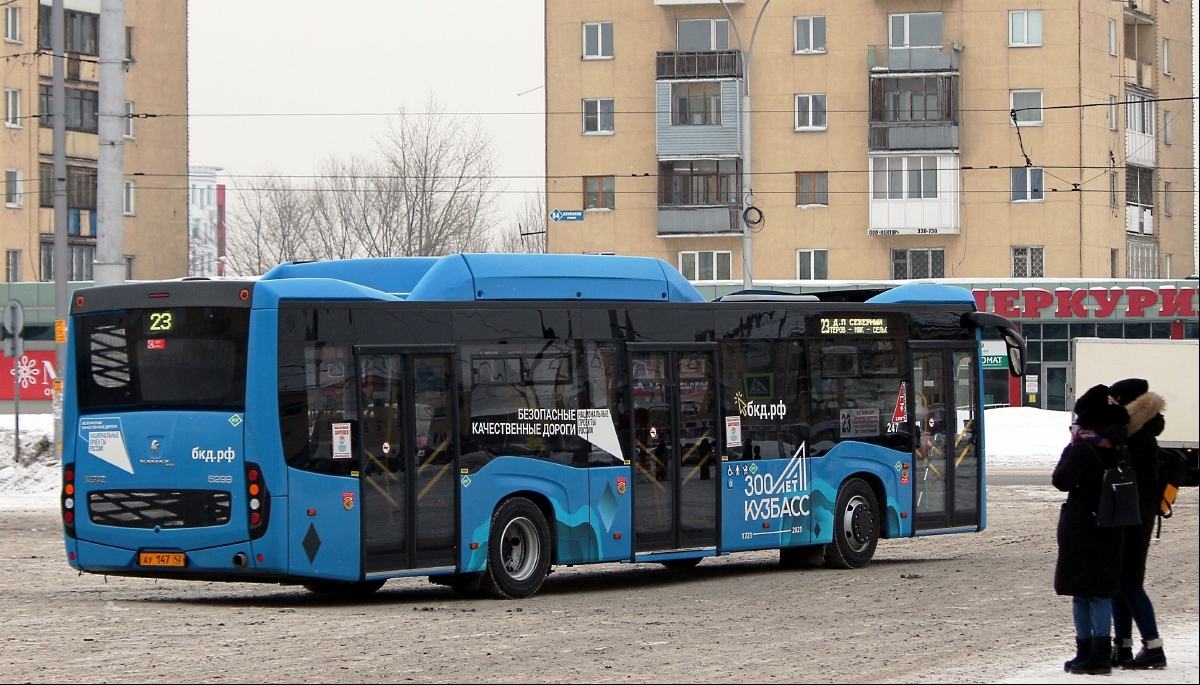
<box><xmin>719</xmin><ymin>340</ymin><xmax>810</xmax><ymax>462</ymax></box>
<box><xmin>807</xmin><ymin>338</ymin><xmax>911</xmax><ymax>457</ymax></box>
<box><xmin>279</xmin><ymin>341</ymin><xmax>357</xmax><ymax>476</ymax></box>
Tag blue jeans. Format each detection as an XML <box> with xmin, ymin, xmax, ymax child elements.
<box><xmin>1073</xmin><ymin>596</ymin><xmax>1112</xmax><ymax>639</ymax></box>
<box><xmin>1113</xmin><ymin>586</ymin><xmax>1160</xmax><ymax>641</ymax></box>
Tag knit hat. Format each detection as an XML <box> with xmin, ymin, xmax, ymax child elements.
<box><xmin>1109</xmin><ymin>378</ymin><xmax>1149</xmax><ymax>406</ymax></box>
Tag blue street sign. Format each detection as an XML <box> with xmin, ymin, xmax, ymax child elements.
<box><xmin>549</xmin><ymin>209</ymin><xmax>585</xmax><ymax>223</ymax></box>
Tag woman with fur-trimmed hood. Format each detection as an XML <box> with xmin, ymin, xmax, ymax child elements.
<box><xmin>1052</xmin><ymin>384</ymin><xmax>1128</xmax><ymax>676</ymax></box>
<box><xmin>1108</xmin><ymin>378</ymin><xmax>1169</xmax><ymax>670</ymax></box>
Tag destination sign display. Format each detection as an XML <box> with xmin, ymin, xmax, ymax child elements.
<box><xmin>818</xmin><ymin>317</ymin><xmax>889</xmax><ymax>335</ymax></box>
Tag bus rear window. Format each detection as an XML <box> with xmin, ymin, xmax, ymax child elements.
<box><xmin>75</xmin><ymin>307</ymin><xmax>250</xmax><ymax>410</ymax></box>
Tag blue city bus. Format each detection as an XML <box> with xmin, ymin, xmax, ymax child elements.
<box><xmin>61</xmin><ymin>254</ymin><xmax>1024</xmax><ymax>599</ymax></box>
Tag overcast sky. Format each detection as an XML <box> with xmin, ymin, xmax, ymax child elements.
<box><xmin>187</xmin><ymin>1</ymin><xmax>546</xmax><ymax>219</ymax></box>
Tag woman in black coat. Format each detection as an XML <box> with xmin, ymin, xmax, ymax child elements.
<box><xmin>1108</xmin><ymin>378</ymin><xmax>1168</xmax><ymax>670</ymax></box>
<box><xmin>1052</xmin><ymin>384</ymin><xmax>1129</xmax><ymax>676</ymax></box>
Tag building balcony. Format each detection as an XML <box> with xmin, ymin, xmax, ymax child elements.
<box><xmin>868</xmin><ymin>43</ymin><xmax>960</xmax><ymax>72</ymax></box>
<box><xmin>656</xmin><ymin>80</ymin><xmax>743</xmax><ymax>157</ymax></box>
<box><xmin>657</xmin><ymin>205</ymin><xmax>740</xmax><ymax>237</ymax></box>
<box><xmin>869</xmin><ymin>122</ymin><xmax>959</xmax><ymax>151</ymax></box>
<box><xmin>656</xmin><ymin>51</ymin><xmax>742</xmax><ymax>80</ymax></box>
<box><xmin>1126</xmin><ymin>205</ymin><xmax>1153</xmax><ymax>236</ymax></box>
<box><xmin>1124</xmin><ymin>58</ymin><xmax>1154</xmax><ymax>90</ymax></box>
<box><xmin>1125</xmin><ymin>129</ymin><xmax>1155</xmax><ymax>167</ymax></box>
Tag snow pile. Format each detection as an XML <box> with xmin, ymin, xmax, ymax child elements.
<box><xmin>984</xmin><ymin>406</ymin><xmax>1074</xmax><ymax>469</ymax></box>
<box><xmin>0</xmin><ymin>414</ymin><xmax>60</xmax><ymax>496</ymax></box>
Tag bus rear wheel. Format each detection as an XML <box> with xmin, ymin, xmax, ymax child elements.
<box><xmin>824</xmin><ymin>478</ymin><xmax>879</xmax><ymax>569</ymax></box>
<box><xmin>481</xmin><ymin>497</ymin><xmax>551</xmax><ymax>599</ymax></box>
<box><xmin>302</xmin><ymin>579</ymin><xmax>386</xmax><ymax>598</ymax></box>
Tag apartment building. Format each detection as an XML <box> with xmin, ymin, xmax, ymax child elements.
<box><xmin>545</xmin><ymin>0</ymin><xmax>1195</xmax><ymax>284</ymax></box>
<box><xmin>1</xmin><ymin>0</ymin><xmax>187</xmax><ymax>284</ymax></box>
<box><xmin>188</xmin><ymin>165</ymin><xmax>225</xmax><ymax>277</ymax></box>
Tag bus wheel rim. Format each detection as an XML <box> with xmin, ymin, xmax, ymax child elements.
<box><xmin>500</xmin><ymin>517</ymin><xmax>540</xmax><ymax>582</ymax></box>
<box><xmin>842</xmin><ymin>495</ymin><xmax>873</xmax><ymax>554</ymax></box>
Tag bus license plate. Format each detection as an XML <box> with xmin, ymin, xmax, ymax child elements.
<box><xmin>138</xmin><ymin>552</ymin><xmax>186</xmax><ymax>568</ymax></box>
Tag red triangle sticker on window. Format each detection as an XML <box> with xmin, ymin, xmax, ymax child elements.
<box><xmin>892</xmin><ymin>383</ymin><xmax>908</xmax><ymax>424</ymax></box>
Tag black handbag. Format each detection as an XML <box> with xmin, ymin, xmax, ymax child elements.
<box><xmin>1096</xmin><ymin>447</ymin><xmax>1141</xmax><ymax>528</ymax></box>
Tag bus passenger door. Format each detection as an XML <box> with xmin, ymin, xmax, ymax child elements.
<box><xmin>629</xmin><ymin>346</ymin><xmax>719</xmax><ymax>554</ymax></box>
<box><xmin>357</xmin><ymin>350</ymin><xmax>458</xmax><ymax>577</ymax></box>
<box><xmin>911</xmin><ymin>347</ymin><xmax>980</xmax><ymax>532</ymax></box>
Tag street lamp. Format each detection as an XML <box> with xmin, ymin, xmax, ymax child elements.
<box><xmin>718</xmin><ymin>0</ymin><xmax>772</xmax><ymax>290</ymax></box>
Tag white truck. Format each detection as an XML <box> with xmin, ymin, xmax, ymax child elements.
<box><xmin>1072</xmin><ymin>338</ymin><xmax>1199</xmax><ymax>486</ymax></box>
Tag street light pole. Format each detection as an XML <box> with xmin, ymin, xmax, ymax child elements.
<box><xmin>719</xmin><ymin>0</ymin><xmax>772</xmax><ymax>291</ymax></box>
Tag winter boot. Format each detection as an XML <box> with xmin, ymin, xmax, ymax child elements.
<box><xmin>1064</xmin><ymin>638</ymin><xmax>1091</xmax><ymax>672</ymax></box>
<box><xmin>1121</xmin><ymin>639</ymin><xmax>1167</xmax><ymax>670</ymax></box>
<box><xmin>1068</xmin><ymin>636</ymin><xmax>1112</xmax><ymax>675</ymax></box>
<box><xmin>1112</xmin><ymin>638</ymin><xmax>1134</xmax><ymax>667</ymax></box>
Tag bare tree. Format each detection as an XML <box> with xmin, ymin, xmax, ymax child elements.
<box><xmin>223</xmin><ymin>174</ymin><xmax>315</xmax><ymax>276</ymax></box>
<box><xmin>379</xmin><ymin>95</ymin><xmax>498</xmax><ymax>255</ymax></box>
<box><xmin>494</xmin><ymin>192</ymin><xmax>547</xmax><ymax>253</ymax></box>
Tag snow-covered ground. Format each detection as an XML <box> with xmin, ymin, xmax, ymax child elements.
<box><xmin>983</xmin><ymin>406</ymin><xmax>1074</xmax><ymax>468</ymax></box>
<box><xmin>998</xmin><ymin>621</ymin><xmax>1199</xmax><ymax>684</ymax></box>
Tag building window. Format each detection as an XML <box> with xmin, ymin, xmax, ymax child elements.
<box><xmin>1162</xmin><ymin>39</ymin><xmax>1170</xmax><ymax>74</ymax></box>
<box><xmin>879</xmin><ymin>76</ymin><xmax>949</xmax><ymax>122</ymax></box>
<box><xmin>679</xmin><ymin>250</ymin><xmax>731</xmax><ymax>282</ymax></box>
<box><xmin>1010</xmin><ymin>89</ymin><xmax>1042</xmax><ymax>125</ymax></box>
<box><xmin>582</xmin><ymin>22</ymin><xmax>613</xmax><ymax>59</ymax></box>
<box><xmin>1009</xmin><ymin>10</ymin><xmax>1042</xmax><ymax>47</ymax></box>
<box><xmin>582</xmin><ymin>98</ymin><xmax>614</xmax><ymax>134</ymax></box>
<box><xmin>1108</xmin><ymin>19</ymin><xmax>1117</xmax><ymax>56</ymax></box>
<box><xmin>5</xmin><ymin>88</ymin><xmax>20</xmax><ymax>128</ymax></box>
<box><xmin>1162</xmin><ymin>110</ymin><xmax>1172</xmax><ymax>144</ymax></box>
<box><xmin>39</xmin><ymin>7</ymin><xmax>99</xmax><ymax>55</ymax></box>
<box><xmin>39</xmin><ymin>164</ymin><xmax>96</xmax><ymax>209</ymax></box>
<box><xmin>794</xmin><ymin>16</ymin><xmax>826</xmax><ymax>54</ymax></box>
<box><xmin>871</xmin><ymin>156</ymin><xmax>938</xmax><ymax>200</ymax></box>
<box><xmin>1109</xmin><ymin>96</ymin><xmax>1117</xmax><ymax>130</ymax></box>
<box><xmin>1125</xmin><ymin>166</ymin><xmax>1153</xmax><ymax>210</ymax></box>
<box><xmin>5</xmin><ymin>6</ymin><xmax>21</xmax><ymax>43</ymax></box>
<box><xmin>122</xmin><ymin>180</ymin><xmax>135</xmax><ymax>216</ymax></box>
<box><xmin>4</xmin><ymin>169</ymin><xmax>21</xmax><ymax>208</ymax></box>
<box><xmin>125</xmin><ymin>101</ymin><xmax>134</xmax><ymax>138</ymax></box>
<box><xmin>1110</xmin><ymin>248</ymin><xmax>1119</xmax><ymax>277</ymax></box>
<box><xmin>677</xmin><ymin>19</ymin><xmax>728</xmax><ymax>52</ymax></box>
<box><xmin>795</xmin><ymin>172</ymin><xmax>828</xmax><ymax>206</ymax></box>
<box><xmin>39</xmin><ymin>85</ymin><xmax>99</xmax><ymax>133</ymax></box>
<box><xmin>1109</xmin><ymin>171</ymin><xmax>1118</xmax><ymax>208</ymax></box>
<box><xmin>672</xmin><ymin>82</ymin><xmax>721</xmax><ymax>126</ymax></box>
<box><xmin>40</xmin><ymin>242</ymin><xmax>95</xmax><ymax>282</ymax></box>
<box><xmin>1125</xmin><ymin>91</ymin><xmax>1154</xmax><ymax>134</ymax></box>
<box><xmin>794</xmin><ymin>94</ymin><xmax>827</xmax><ymax>130</ymax></box>
<box><xmin>889</xmin><ymin>12</ymin><xmax>943</xmax><ymax>47</ymax></box>
<box><xmin>5</xmin><ymin>250</ymin><xmax>19</xmax><ymax>283</ymax></box>
<box><xmin>124</xmin><ymin>255</ymin><xmax>134</xmax><ymax>280</ymax></box>
<box><xmin>584</xmin><ymin>176</ymin><xmax>614</xmax><ymax>210</ymax></box>
<box><xmin>797</xmin><ymin>249</ymin><xmax>828</xmax><ymax>280</ymax></box>
<box><xmin>1163</xmin><ymin>182</ymin><xmax>1172</xmax><ymax>216</ymax></box>
<box><xmin>1127</xmin><ymin>240</ymin><xmax>1158</xmax><ymax>279</ymax></box>
<box><xmin>659</xmin><ymin>159</ymin><xmax>739</xmax><ymax>206</ymax></box>
<box><xmin>892</xmin><ymin>248</ymin><xmax>944</xmax><ymax>279</ymax></box>
<box><xmin>1012</xmin><ymin>246</ymin><xmax>1044</xmax><ymax>277</ymax></box>
<box><xmin>1011</xmin><ymin>166</ymin><xmax>1044</xmax><ymax>202</ymax></box>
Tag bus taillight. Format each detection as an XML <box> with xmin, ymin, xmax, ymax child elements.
<box><xmin>246</xmin><ymin>462</ymin><xmax>270</xmax><ymax>540</ymax></box>
<box><xmin>62</xmin><ymin>468</ymin><xmax>76</xmax><ymax>537</ymax></box>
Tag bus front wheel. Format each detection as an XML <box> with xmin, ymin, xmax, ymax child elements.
<box><xmin>302</xmin><ymin>579</ymin><xmax>386</xmax><ymax>598</ymax></box>
<box><xmin>824</xmin><ymin>478</ymin><xmax>879</xmax><ymax>569</ymax></box>
<box><xmin>482</xmin><ymin>497</ymin><xmax>551</xmax><ymax>599</ymax></box>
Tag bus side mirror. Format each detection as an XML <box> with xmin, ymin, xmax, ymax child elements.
<box><xmin>1002</xmin><ymin>329</ymin><xmax>1026</xmax><ymax>378</ymax></box>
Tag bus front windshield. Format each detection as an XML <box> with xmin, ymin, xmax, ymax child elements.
<box><xmin>74</xmin><ymin>307</ymin><xmax>250</xmax><ymax>411</ymax></box>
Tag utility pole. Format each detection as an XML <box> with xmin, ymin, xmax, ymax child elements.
<box><xmin>718</xmin><ymin>0</ymin><xmax>772</xmax><ymax>291</ymax></box>
<box><xmin>52</xmin><ymin>0</ymin><xmax>68</xmax><ymax>461</ymax></box>
<box><xmin>94</xmin><ymin>0</ymin><xmax>127</xmax><ymax>287</ymax></box>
